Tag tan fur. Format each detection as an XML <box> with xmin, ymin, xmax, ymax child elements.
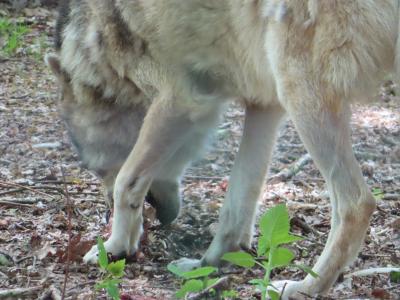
<box><xmin>48</xmin><ymin>0</ymin><xmax>400</xmax><ymax>298</ymax></box>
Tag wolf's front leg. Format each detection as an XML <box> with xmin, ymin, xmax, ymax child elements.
<box><xmin>84</xmin><ymin>96</ymin><xmax>222</xmax><ymax>263</ymax></box>
<box><xmin>84</xmin><ymin>176</ymin><xmax>150</xmax><ymax>262</ymax></box>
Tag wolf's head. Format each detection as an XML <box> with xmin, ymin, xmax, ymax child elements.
<box><xmin>45</xmin><ymin>54</ymin><xmax>146</xmax><ymax>205</ymax></box>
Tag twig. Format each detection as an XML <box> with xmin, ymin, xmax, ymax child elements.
<box><xmin>30</xmin><ymin>185</ymin><xmax>64</xmax><ymax>192</ymax></box>
<box><xmin>297</xmin><ymin>291</ymin><xmax>314</xmax><ymax>299</ymax></box>
<box><xmin>186</xmin><ymin>276</ymin><xmax>230</xmax><ymax>300</ymax></box>
<box><xmin>383</xmin><ymin>193</ymin><xmax>399</xmax><ymax>201</ymax></box>
<box><xmin>0</xmin><ymin>188</ymin><xmax>23</xmax><ymax>196</ymax></box>
<box><xmin>66</xmin><ymin>280</ymin><xmax>97</xmax><ymax>292</ymax></box>
<box><xmin>0</xmin><ymin>180</ymin><xmax>56</xmax><ymax>199</ymax></box>
<box><xmin>387</xmin><ymin>284</ymin><xmax>400</xmax><ymax>291</ymax></box>
<box><xmin>268</xmin><ymin>148</ymin><xmax>390</xmax><ymax>185</ymax></box>
<box><xmin>12</xmin><ymin>93</ymin><xmax>30</xmax><ymax>99</ymax></box>
<box><xmin>0</xmin><ymin>286</ymin><xmax>41</xmax><ymax>298</ymax></box>
<box><xmin>15</xmin><ymin>255</ymin><xmax>34</xmax><ymax>264</ymax></box>
<box><xmin>34</xmin><ymin>180</ymin><xmax>101</xmax><ymax>185</ymax></box>
<box><xmin>279</xmin><ymin>282</ymin><xmax>288</xmax><ymax>300</ymax></box>
<box><xmin>61</xmin><ymin>167</ymin><xmax>73</xmax><ymax>300</ymax></box>
<box><xmin>354</xmin><ymin>151</ymin><xmax>386</xmax><ymax>161</ymax></box>
<box><xmin>0</xmin><ymin>200</ymin><xmax>33</xmax><ymax>207</ymax></box>
<box><xmin>268</xmin><ymin>154</ymin><xmax>312</xmax><ymax>184</ymax></box>
<box><xmin>290</xmin><ymin>216</ymin><xmax>316</xmax><ymax>235</ymax></box>
<box><xmin>345</xmin><ymin>267</ymin><xmax>400</xmax><ymax>278</ymax></box>
<box><xmin>183</xmin><ymin>175</ymin><xmax>225</xmax><ymax>181</ymax></box>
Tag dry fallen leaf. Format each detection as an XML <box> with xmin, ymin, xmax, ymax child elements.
<box><xmin>371</xmin><ymin>288</ymin><xmax>391</xmax><ymax>299</ymax></box>
<box><xmin>56</xmin><ymin>234</ymin><xmax>94</xmax><ymax>263</ymax></box>
<box><xmin>36</xmin><ymin>241</ymin><xmax>57</xmax><ymax>260</ymax></box>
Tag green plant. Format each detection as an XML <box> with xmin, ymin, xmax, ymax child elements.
<box><xmin>0</xmin><ymin>17</ymin><xmax>29</xmax><ymax>56</ymax></box>
<box><xmin>390</xmin><ymin>269</ymin><xmax>400</xmax><ymax>283</ymax></box>
<box><xmin>168</xmin><ymin>264</ymin><xmax>220</xmax><ymax>298</ymax></box>
<box><xmin>222</xmin><ymin>204</ymin><xmax>317</xmax><ymax>300</ymax></box>
<box><xmin>372</xmin><ymin>187</ymin><xmax>384</xmax><ymax>200</ymax></box>
<box><xmin>95</xmin><ymin>237</ymin><xmax>126</xmax><ymax>300</ymax></box>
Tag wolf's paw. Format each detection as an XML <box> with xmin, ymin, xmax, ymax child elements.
<box><xmin>171</xmin><ymin>258</ymin><xmax>202</xmax><ymax>272</ymax></box>
<box><xmin>269</xmin><ymin>280</ymin><xmax>309</xmax><ymax>300</ymax></box>
<box><xmin>83</xmin><ymin>238</ymin><xmax>134</xmax><ymax>264</ymax></box>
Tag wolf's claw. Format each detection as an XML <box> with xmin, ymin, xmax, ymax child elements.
<box><xmin>83</xmin><ymin>244</ymin><xmax>101</xmax><ymax>264</ymax></box>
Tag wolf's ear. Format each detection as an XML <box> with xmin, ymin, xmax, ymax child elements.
<box><xmin>45</xmin><ymin>53</ymin><xmax>63</xmax><ymax>79</ymax></box>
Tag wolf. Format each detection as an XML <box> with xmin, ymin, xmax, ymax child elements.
<box><xmin>46</xmin><ymin>0</ymin><xmax>400</xmax><ymax>298</ymax></box>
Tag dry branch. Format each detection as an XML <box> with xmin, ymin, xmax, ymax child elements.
<box><xmin>345</xmin><ymin>267</ymin><xmax>400</xmax><ymax>278</ymax></box>
<box><xmin>0</xmin><ymin>180</ymin><xmax>56</xmax><ymax>199</ymax></box>
<box><xmin>61</xmin><ymin>168</ymin><xmax>73</xmax><ymax>300</ymax></box>
<box><xmin>187</xmin><ymin>276</ymin><xmax>230</xmax><ymax>300</ymax></box>
<box><xmin>0</xmin><ymin>286</ymin><xmax>41</xmax><ymax>298</ymax></box>
<box><xmin>0</xmin><ymin>200</ymin><xmax>33</xmax><ymax>207</ymax></box>
<box><xmin>268</xmin><ymin>153</ymin><xmax>312</xmax><ymax>184</ymax></box>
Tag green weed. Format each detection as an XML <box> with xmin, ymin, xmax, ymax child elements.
<box><xmin>372</xmin><ymin>187</ymin><xmax>384</xmax><ymax>200</ymax></box>
<box><xmin>0</xmin><ymin>17</ymin><xmax>29</xmax><ymax>56</ymax></box>
<box><xmin>222</xmin><ymin>204</ymin><xmax>317</xmax><ymax>300</ymax></box>
<box><xmin>95</xmin><ymin>237</ymin><xmax>126</xmax><ymax>300</ymax></box>
<box><xmin>168</xmin><ymin>264</ymin><xmax>219</xmax><ymax>298</ymax></box>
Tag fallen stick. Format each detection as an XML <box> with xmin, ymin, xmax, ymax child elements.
<box><xmin>0</xmin><ymin>286</ymin><xmax>41</xmax><ymax>298</ymax></box>
<box><xmin>0</xmin><ymin>200</ymin><xmax>33</xmax><ymax>207</ymax></box>
<box><xmin>0</xmin><ymin>188</ymin><xmax>23</xmax><ymax>196</ymax></box>
<box><xmin>268</xmin><ymin>148</ymin><xmax>388</xmax><ymax>185</ymax></box>
<box><xmin>33</xmin><ymin>180</ymin><xmax>101</xmax><ymax>185</ymax></box>
<box><xmin>290</xmin><ymin>216</ymin><xmax>316</xmax><ymax>235</ymax></box>
<box><xmin>187</xmin><ymin>276</ymin><xmax>230</xmax><ymax>300</ymax></box>
<box><xmin>183</xmin><ymin>175</ymin><xmax>225</xmax><ymax>181</ymax></box>
<box><xmin>268</xmin><ymin>153</ymin><xmax>312</xmax><ymax>184</ymax></box>
<box><xmin>345</xmin><ymin>267</ymin><xmax>400</xmax><ymax>278</ymax></box>
<box><xmin>383</xmin><ymin>193</ymin><xmax>400</xmax><ymax>201</ymax></box>
<box><xmin>61</xmin><ymin>167</ymin><xmax>73</xmax><ymax>300</ymax></box>
<box><xmin>0</xmin><ymin>181</ymin><xmax>56</xmax><ymax>199</ymax></box>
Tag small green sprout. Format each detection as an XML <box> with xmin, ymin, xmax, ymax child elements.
<box><xmin>222</xmin><ymin>204</ymin><xmax>318</xmax><ymax>300</ymax></box>
<box><xmin>95</xmin><ymin>237</ymin><xmax>126</xmax><ymax>300</ymax></box>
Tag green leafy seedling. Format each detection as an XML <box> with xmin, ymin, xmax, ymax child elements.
<box><xmin>95</xmin><ymin>237</ymin><xmax>126</xmax><ymax>300</ymax></box>
<box><xmin>390</xmin><ymin>270</ymin><xmax>400</xmax><ymax>283</ymax></box>
<box><xmin>167</xmin><ymin>264</ymin><xmax>220</xmax><ymax>299</ymax></box>
<box><xmin>222</xmin><ymin>204</ymin><xmax>318</xmax><ymax>300</ymax></box>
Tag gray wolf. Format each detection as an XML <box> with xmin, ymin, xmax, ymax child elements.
<box><xmin>46</xmin><ymin>0</ymin><xmax>400</xmax><ymax>298</ymax></box>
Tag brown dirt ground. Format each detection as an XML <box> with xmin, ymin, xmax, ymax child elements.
<box><xmin>0</xmin><ymin>6</ymin><xmax>399</xmax><ymax>300</ymax></box>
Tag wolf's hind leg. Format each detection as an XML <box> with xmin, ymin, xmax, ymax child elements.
<box><xmin>274</xmin><ymin>87</ymin><xmax>375</xmax><ymax>299</ymax></box>
<box><xmin>174</xmin><ymin>104</ymin><xmax>285</xmax><ymax>271</ymax></box>
<box><xmin>202</xmin><ymin>105</ymin><xmax>285</xmax><ymax>265</ymax></box>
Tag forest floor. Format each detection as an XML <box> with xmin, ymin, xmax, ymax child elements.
<box><xmin>0</xmin><ymin>5</ymin><xmax>399</xmax><ymax>300</ymax></box>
